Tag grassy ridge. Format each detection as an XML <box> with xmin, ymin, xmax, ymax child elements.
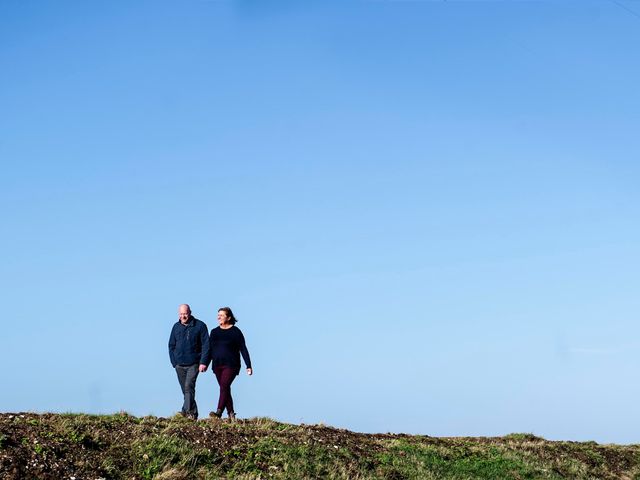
<box><xmin>0</xmin><ymin>413</ymin><xmax>639</xmax><ymax>479</ymax></box>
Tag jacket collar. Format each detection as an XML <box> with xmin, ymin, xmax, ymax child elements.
<box><xmin>179</xmin><ymin>315</ymin><xmax>197</xmax><ymax>327</ymax></box>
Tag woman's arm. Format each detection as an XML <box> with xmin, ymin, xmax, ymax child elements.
<box><xmin>237</xmin><ymin>329</ymin><xmax>252</xmax><ymax>374</ymax></box>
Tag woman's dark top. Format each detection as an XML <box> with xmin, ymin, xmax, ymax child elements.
<box><xmin>209</xmin><ymin>325</ymin><xmax>252</xmax><ymax>370</ymax></box>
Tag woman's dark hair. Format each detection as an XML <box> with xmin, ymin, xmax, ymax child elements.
<box><xmin>218</xmin><ymin>307</ymin><xmax>237</xmax><ymax>325</ymax></box>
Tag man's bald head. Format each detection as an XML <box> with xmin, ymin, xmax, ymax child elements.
<box><xmin>178</xmin><ymin>304</ymin><xmax>191</xmax><ymax>324</ymax></box>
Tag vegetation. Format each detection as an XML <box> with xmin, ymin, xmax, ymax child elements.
<box><xmin>1</xmin><ymin>412</ymin><xmax>639</xmax><ymax>479</ymax></box>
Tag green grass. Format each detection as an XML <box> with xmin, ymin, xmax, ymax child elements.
<box><xmin>226</xmin><ymin>436</ymin><xmax>355</xmax><ymax>479</ymax></box>
<box><xmin>133</xmin><ymin>435</ymin><xmax>220</xmax><ymax>480</ymax></box>
<box><xmin>503</xmin><ymin>433</ymin><xmax>545</xmax><ymax>442</ymax></box>
<box><xmin>1</xmin><ymin>413</ymin><xmax>639</xmax><ymax>479</ymax></box>
<box><xmin>376</xmin><ymin>439</ymin><xmax>562</xmax><ymax>479</ymax></box>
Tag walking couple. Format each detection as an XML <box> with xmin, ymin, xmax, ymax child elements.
<box><xmin>168</xmin><ymin>304</ymin><xmax>252</xmax><ymax>420</ymax></box>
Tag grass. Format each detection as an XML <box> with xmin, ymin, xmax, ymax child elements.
<box><xmin>133</xmin><ymin>435</ymin><xmax>219</xmax><ymax>480</ymax></box>
<box><xmin>376</xmin><ymin>438</ymin><xmax>562</xmax><ymax>479</ymax></box>
<box><xmin>1</xmin><ymin>412</ymin><xmax>639</xmax><ymax>479</ymax></box>
<box><xmin>226</xmin><ymin>436</ymin><xmax>355</xmax><ymax>479</ymax></box>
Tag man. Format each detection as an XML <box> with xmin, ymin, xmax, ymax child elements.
<box><xmin>168</xmin><ymin>304</ymin><xmax>210</xmax><ymax>419</ymax></box>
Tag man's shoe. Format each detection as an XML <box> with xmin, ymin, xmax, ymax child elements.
<box><xmin>228</xmin><ymin>411</ymin><xmax>236</xmax><ymax>421</ymax></box>
<box><xmin>209</xmin><ymin>410</ymin><xmax>222</xmax><ymax>419</ymax></box>
<box><xmin>186</xmin><ymin>413</ymin><xmax>198</xmax><ymax>420</ymax></box>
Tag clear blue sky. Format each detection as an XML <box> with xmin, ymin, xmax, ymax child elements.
<box><xmin>1</xmin><ymin>0</ymin><xmax>639</xmax><ymax>444</ymax></box>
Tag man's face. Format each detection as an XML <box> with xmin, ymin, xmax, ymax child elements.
<box><xmin>178</xmin><ymin>306</ymin><xmax>190</xmax><ymax>324</ymax></box>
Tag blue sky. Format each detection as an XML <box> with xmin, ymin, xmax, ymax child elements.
<box><xmin>1</xmin><ymin>0</ymin><xmax>639</xmax><ymax>444</ymax></box>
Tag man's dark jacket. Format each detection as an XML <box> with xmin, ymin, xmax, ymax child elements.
<box><xmin>168</xmin><ymin>316</ymin><xmax>210</xmax><ymax>367</ymax></box>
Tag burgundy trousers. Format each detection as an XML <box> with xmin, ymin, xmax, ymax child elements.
<box><xmin>214</xmin><ymin>365</ymin><xmax>240</xmax><ymax>414</ymax></box>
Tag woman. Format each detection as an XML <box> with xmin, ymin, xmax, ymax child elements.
<box><xmin>208</xmin><ymin>307</ymin><xmax>252</xmax><ymax>420</ymax></box>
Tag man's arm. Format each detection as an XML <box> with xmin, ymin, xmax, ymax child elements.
<box><xmin>168</xmin><ymin>325</ymin><xmax>177</xmax><ymax>368</ymax></box>
<box><xmin>198</xmin><ymin>322</ymin><xmax>210</xmax><ymax>372</ymax></box>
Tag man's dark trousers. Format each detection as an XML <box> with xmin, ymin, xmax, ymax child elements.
<box><xmin>175</xmin><ymin>364</ymin><xmax>199</xmax><ymax>418</ymax></box>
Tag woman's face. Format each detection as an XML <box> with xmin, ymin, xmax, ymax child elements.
<box><xmin>217</xmin><ymin>310</ymin><xmax>229</xmax><ymax>326</ymax></box>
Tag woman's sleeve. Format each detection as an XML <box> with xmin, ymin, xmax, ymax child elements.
<box><xmin>238</xmin><ymin>329</ymin><xmax>252</xmax><ymax>369</ymax></box>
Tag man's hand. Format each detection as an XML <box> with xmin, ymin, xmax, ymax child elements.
<box><xmin>247</xmin><ymin>368</ymin><xmax>253</xmax><ymax>376</ymax></box>
<box><xmin>199</xmin><ymin>364</ymin><xmax>208</xmax><ymax>373</ymax></box>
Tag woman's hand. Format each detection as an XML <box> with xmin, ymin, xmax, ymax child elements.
<box><xmin>247</xmin><ymin>368</ymin><xmax>253</xmax><ymax>376</ymax></box>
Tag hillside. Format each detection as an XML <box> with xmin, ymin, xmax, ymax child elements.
<box><xmin>0</xmin><ymin>413</ymin><xmax>638</xmax><ymax>479</ymax></box>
